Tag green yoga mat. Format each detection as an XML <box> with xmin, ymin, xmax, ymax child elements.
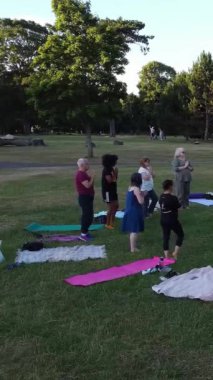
<box><xmin>25</xmin><ymin>223</ymin><xmax>104</xmax><ymax>233</ymax></box>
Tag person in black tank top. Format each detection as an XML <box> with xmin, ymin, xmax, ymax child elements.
<box><xmin>159</xmin><ymin>179</ymin><xmax>184</xmax><ymax>260</ymax></box>
<box><xmin>101</xmin><ymin>154</ymin><xmax>119</xmax><ymax>229</ymax></box>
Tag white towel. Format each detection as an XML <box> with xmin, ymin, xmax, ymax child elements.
<box><xmin>152</xmin><ymin>266</ymin><xmax>213</xmax><ymax>301</ymax></box>
<box><xmin>16</xmin><ymin>245</ymin><xmax>106</xmax><ymax>264</ymax></box>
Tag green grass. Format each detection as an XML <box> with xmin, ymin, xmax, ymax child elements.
<box><xmin>0</xmin><ymin>135</ymin><xmax>213</xmax><ymax>380</ymax></box>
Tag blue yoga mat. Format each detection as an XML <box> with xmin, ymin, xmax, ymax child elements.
<box><xmin>25</xmin><ymin>223</ymin><xmax>104</xmax><ymax>233</ymax></box>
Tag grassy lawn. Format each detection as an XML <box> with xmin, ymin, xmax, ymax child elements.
<box><xmin>0</xmin><ymin>135</ymin><xmax>212</xmax><ymax>380</ymax></box>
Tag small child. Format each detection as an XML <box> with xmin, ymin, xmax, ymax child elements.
<box><xmin>159</xmin><ymin>179</ymin><xmax>184</xmax><ymax>260</ymax></box>
<box><xmin>122</xmin><ymin>173</ymin><xmax>144</xmax><ymax>252</ymax></box>
<box><xmin>138</xmin><ymin>158</ymin><xmax>158</xmax><ymax>217</ymax></box>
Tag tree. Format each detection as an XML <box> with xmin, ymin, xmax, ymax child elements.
<box><xmin>0</xmin><ymin>18</ymin><xmax>50</xmax><ymax>133</ymax></box>
<box><xmin>28</xmin><ymin>0</ymin><xmax>153</xmax><ymax>157</ymax></box>
<box><xmin>155</xmin><ymin>72</ymin><xmax>193</xmax><ymax>135</ymax></box>
<box><xmin>0</xmin><ymin>18</ymin><xmax>50</xmax><ymax>82</ymax></box>
<box><xmin>138</xmin><ymin>61</ymin><xmax>176</xmax><ymax>102</ymax></box>
<box><xmin>189</xmin><ymin>51</ymin><xmax>213</xmax><ymax>140</ymax></box>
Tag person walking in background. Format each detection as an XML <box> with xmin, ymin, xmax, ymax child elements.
<box><xmin>159</xmin><ymin>179</ymin><xmax>184</xmax><ymax>260</ymax></box>
<box><xmin>122</xmin><ymin>173</ymin><xmax>144</xmax><ymax>253</ymax></box>
<box><xmin>138</xmin><ymin>158</ymin><xmax>158</xmax><ymax>217</ymax></box>
<box><xmin>172</xmin><ymin>147</ymin><xmax>193</xmax><ymax>208</ymax></box>
<box><xmin>159</xmin><ymin>128</ymin><xmax>164</xmax><ymax>140</ymax></box>
<box><xmin>75</xmin><ymin>158</ymin><xmax>95</xmax><ymax>241</ymax></box>
<box><xmin>149</xmin><ymin>125</ymin><xmax>155</xmax><ymax>140</ymax></box>
<box><xmin>102</xmin><ymin>154</ymin><xmax>119</xmax><ymax>229</ymax></box>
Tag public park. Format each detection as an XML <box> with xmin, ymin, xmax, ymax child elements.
<box><xmin>0</xmin><ymin>1</ymin><xmax>213</xmax><ymax>380</ymax></box>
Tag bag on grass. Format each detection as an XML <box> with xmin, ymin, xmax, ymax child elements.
<box><xmin>94</xmin><ymin>215</ymin><xmax>107</xmax><ymax>224</ymax></box>
<box><xmin>21</xmin><ymin>241</ymin><xmax>44</xmax><ymax>251</ymax></box>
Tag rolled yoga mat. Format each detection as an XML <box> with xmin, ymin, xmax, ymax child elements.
<box><xmin>64</xmin><ymin>256</ymin><xmax>175</xmax><ymax>287</ymax></box>
<box><xmin>25</xmin><ymin>222</ymin><xmax>104</xmax><ymax>233</ymax></box>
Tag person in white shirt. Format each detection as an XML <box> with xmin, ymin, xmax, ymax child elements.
<box><xmin>138</xmin><ymin>158</ymin><xmax>158</xmax><ymax>217</ymax></box>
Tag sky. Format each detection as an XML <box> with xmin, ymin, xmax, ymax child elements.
<box><xmin>1</xmin><ymin>0</ymin><xmax>213</xmax><ymax>94</ymax></box>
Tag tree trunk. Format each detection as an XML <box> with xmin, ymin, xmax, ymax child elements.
<box><xmin>204</xmin><ymin>108</ymin><xmax>209</xmax><ymax>140</ymax></box>
<box><xmin>109</xmin><ymin>119</ymin><xmax>116</xmax><ymax>137</ymax></box>
<box><xmin>86</xmin><ymin>127</ymin><xmax>93</xmax><ymax>158</ymax></box>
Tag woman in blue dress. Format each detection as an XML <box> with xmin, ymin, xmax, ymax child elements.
<box><xmin>122</xmin><ymin>173</ymin><xmax>145</xmax><ymax>252</ymax></box>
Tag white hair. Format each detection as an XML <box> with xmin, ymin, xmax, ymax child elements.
<box><xmin>174</xmin><ymin>147</ymin><xmax>185</xmax><ymax>158</ymax></box>
<box><xmin>77</xmin><ymin>158</ymin><xmax>88</xmax><ymax>168</ymax></box>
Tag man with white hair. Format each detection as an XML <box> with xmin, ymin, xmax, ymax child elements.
<box><xmin>75</xmin><ymin>158</ymin><xmax>95</xmax><ymax>241</ymax></box>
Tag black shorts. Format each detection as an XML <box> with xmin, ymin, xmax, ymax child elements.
<box><xmin>103</xmin><ymin>191</ymin><xmax>118</xmax><ymax>203</ymax></box>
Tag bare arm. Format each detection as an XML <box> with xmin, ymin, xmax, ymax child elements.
<box><xmin>105</xmin><ymin>175</ymin><xmax>113</xmax><ymax>184</ymax></box>
<box><xmin>134</xmin><ymin>187</ymin><xmax>144</xmax><ymax>205</ymax></box>
<box><xmin>82</xmin><ymin>171</ymin><xmax>95</xmax><ymax>188</ymax></box>
<box><xmin>148</xmin><ymin>166</ymin><xmax>155</xmax><ymax>178</ymax></box>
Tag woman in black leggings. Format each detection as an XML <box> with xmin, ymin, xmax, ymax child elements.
<box><xmin>159</xmin><ymin>179</ymin><xmax>184</xmax><ymax>260</ymax></box>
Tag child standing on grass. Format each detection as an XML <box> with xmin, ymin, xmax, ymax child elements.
<box><xmin>122</xmin><ymin>173</ymin><xmax>144</xmax><ymax>253</ymax></box>
<box><xmin>138</xmin><ymin>158</ymin><xmax>158</xmax><ymax>218</ymax></box>
<box><xmin>159</xmin><ymin>179</ymin><xmax>184</xmax><ymax>260</ymax></box>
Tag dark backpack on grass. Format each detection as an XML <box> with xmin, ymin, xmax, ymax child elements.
<box><xmin>21</xmin><ymin>241</ymin><xmax>44</xmax><ymax>251</ymax></box>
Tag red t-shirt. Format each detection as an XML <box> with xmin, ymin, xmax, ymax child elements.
<box><xmin>75</xmin><ymin>170</ymin><xmax>94</xmax><ymax>196</ymax></box>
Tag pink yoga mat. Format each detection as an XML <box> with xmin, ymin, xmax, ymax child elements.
<box><xmin>64</xmin><ymin>257</ymin><xmax>175</xmax><ymax>287</ymax></box>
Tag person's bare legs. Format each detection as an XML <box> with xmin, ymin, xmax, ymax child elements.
<box><xmin>110</xmin><ymin>200</ymin><xmax>119</xmax><ymax>227</ymax></box>
<box><xmin>171</xmin><ymin>245</ymin><xmax>180</xmax><ymax>260</ymax></box>
<box><xmin>164</xmin><ymin>250</ymin><xmax>170</xmax><ymax>258</ymax></box>
<box><xmin>130</xmin><ymin>233</ymin><xmax>139</xmax><ymax>252</ymax></box>
<box><xmin>106</xmin><ymin>201</ymin><xmax>119</xmax><ymax>229</ymax></box>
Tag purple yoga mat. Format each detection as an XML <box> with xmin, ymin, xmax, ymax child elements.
<box><xmin>189</xmin><ymin>193</ymin><xmax>205</xmax><ymax>199</ymax></box>
<box><xmin>39</xmin><ymin>234</ymin><xmax>81</xmax><ymax>242</ymax></box>
<box><xmin>64</xmin><ymin>256</ymin><xmax>175</xmax><ymax>287</ymax></box>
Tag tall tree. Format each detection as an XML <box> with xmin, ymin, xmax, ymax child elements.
<box><xmin>189</xmin><ymin>51</ymin><xmax>213</xmax><ymax>140</ymax></box>
<box><xmin>0</xmin><ymin>18</ymin><xmax>50</xmax><ymax>82</ymax></box>
<box><xmin>156</xmin><ymin>72</ymin><xmax>193</xmax><ymax>135</ymax></box>
<box><xmin>138</xmin><ymin>61</ymin><xmax>176</xmax><ymax>102</ymax></box>
<box><xmin>0</xmin><ymin>18</ymin><xmax>50</xmax><ymax>133</ymax></box>
<box><xmin>28</xmin><ymin>0</ymin><xmax>153</xmax><ymax>157</ymax></box>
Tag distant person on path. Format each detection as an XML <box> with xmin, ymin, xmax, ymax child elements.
<box><xmin>159</xmin><ymin>128</ymin><xmax>164</xmax><ymax>140</ymax></box>
<box><xmin>122</xmin><ymin>173</ymin><xmax>144</xmax><ymax>253</ymax></box>
<box><xmin>75</xmin><ymin>158</ymin><xmax>95</xmax><ymax>241</ymax></box>
<box><xmin>102</xmin><ymin>154</ymin><xmax>119</xmax><ymax>229</ymax></box>
<box><xmin>138</xmin><ymin>158</ymin><xmax>158</xmax><ymax>217</ymax></box>
<box><xmin>159</xmin><ymin>179</ymin><xmax>184</xmax><ymax>260</ymax></box>
<box><xmin>172</xmin><ymin>148</ymin><xmax>193</xmax><ymax>208</ymax></box>
<box><xmin>149</xmin><ymin>125</ymin><xmax>155</xmax><ymax>140</ymax></box>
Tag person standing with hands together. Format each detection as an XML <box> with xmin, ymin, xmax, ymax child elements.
<box><xmin>172</xmin><ymin>148</ymin><xmax>193</xmax><ymax>208</ymax></box>
<box><xmin>138</xmin><ymin>158</ymin><xmax>158</xmax><ymax>217</ymax></box>
<box><xmin>75</xmin><ymin>158</ymin><xmax>95</xmax><ymax>241</ymax></box>
<box><xmin>102</xmin><ymin>154</ymin><xmax>119</xmax><ymax>229</ymax></box>
<box><xmin>122</xmin><ymin>173</ymin><xmax>144</xmax><ymax>253</ymax></box>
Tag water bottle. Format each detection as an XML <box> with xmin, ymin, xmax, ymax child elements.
<box><xmin>159</xmin><ymin>256</ymin><xmax>164</xmax><ymax>268</ymax></box>
<box><xmin>0</xmin><ymin>241</ymin><xmax>5</xmax><ymax>263</ymax></box>
<box><xmin>142</xmin><ymin>266</ymin><xmax>158</xmax><ymax>275</ymax></box>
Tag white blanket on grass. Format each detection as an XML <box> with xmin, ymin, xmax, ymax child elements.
<box><xmin>152</xmin><ymin>266</ymin><xmax>213</xmax><ymax>301</ymax></box>
<box><xmin>16</xmin><ymin>245</ymin><xmax>106</xmax><ymax>264</ymax></box>
<box><xmin>189</xmin><ymin>199</ymin><xmax>213</xmax><ymax>206</ymax></box>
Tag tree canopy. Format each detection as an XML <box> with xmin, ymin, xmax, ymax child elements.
<box><xmin>0</xmin><ymin>2</ymin><xmax>212</xmax><ymax>141</ymax></box>
<box><xmin>27</xmin><ymin>0</ymin><xmax>153</xmax><ymax>155</ymax></box>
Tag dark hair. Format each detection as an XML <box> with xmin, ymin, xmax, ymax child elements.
<box><xmin>162</xmin><ymin>179</ymin><xmax>173</xmax><ymax>191</ymax></box>
<box><xmin>131</xmin><ymin>173</ymin><xmax>142</xmax><ymax>188</ymax></box>
<box><xmin>102</xmin><ymin>154</ymin><xmax>118</xmax><ymax>169</ymax></box>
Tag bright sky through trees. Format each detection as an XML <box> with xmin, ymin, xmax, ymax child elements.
<box><xmin>1</xmin><ymin>0</ymin><xmax>213</xmax><ymax>93</ymax></box>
